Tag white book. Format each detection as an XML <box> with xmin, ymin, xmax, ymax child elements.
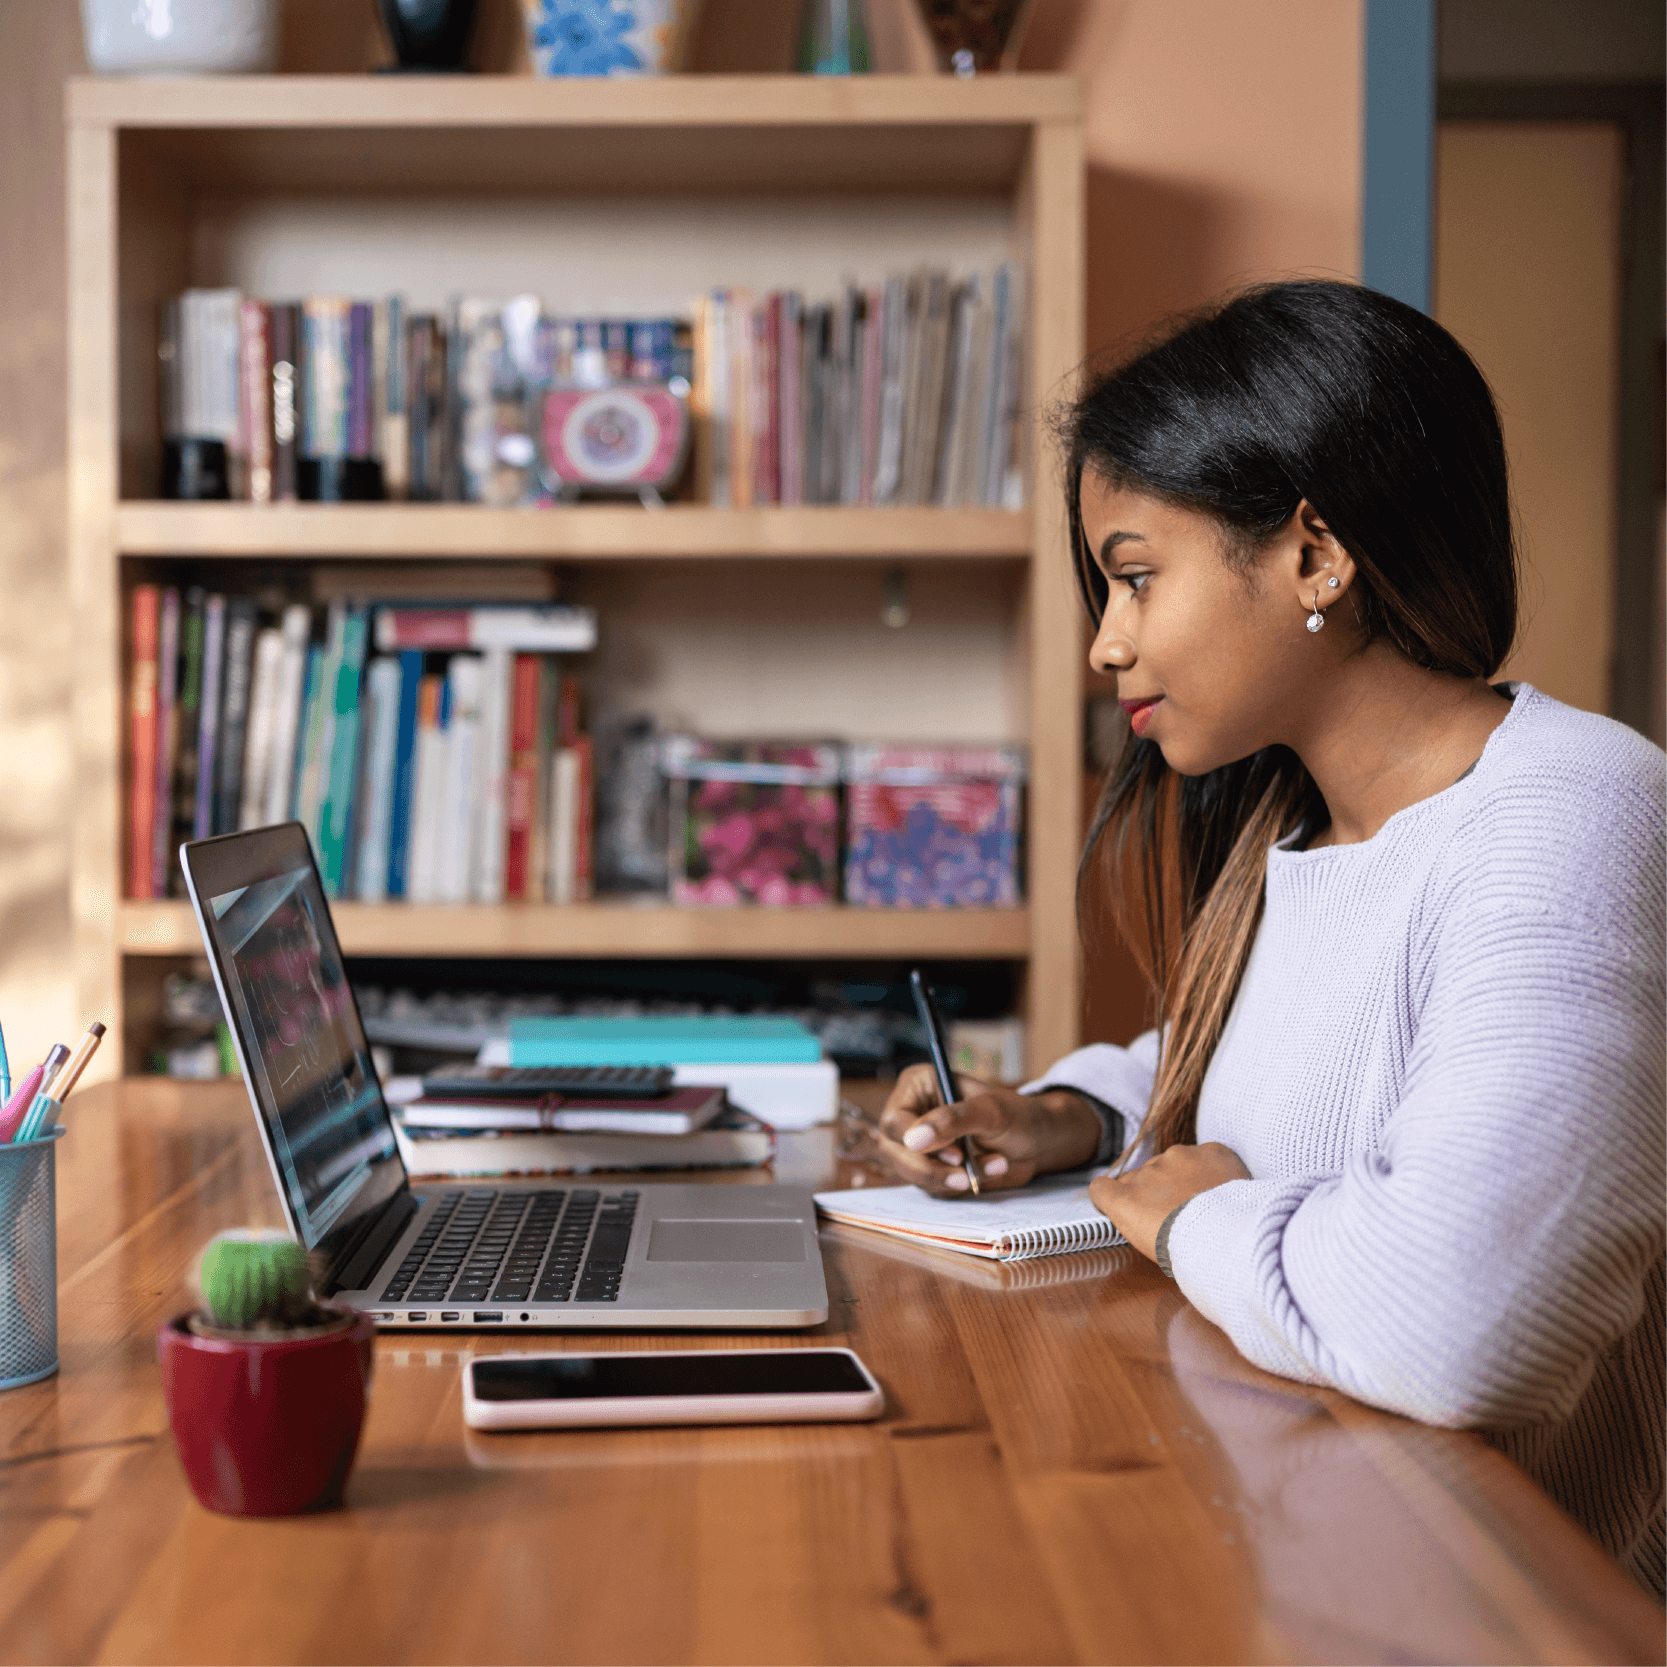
<box><xmin>435</xmin><ymin>655</ymin><xmax>483</xmax><ymax>904</ymax></box>
<box><xmin>547</xmin><ymin>745</ymin><xmax>580</xmax><ymax>905</ymax></box>
<box><xmin>407</xmin><ymin>684</ymin><xmax>448</xmax><ymax>904</ymax></box>
<box><xmin>474</xmin><ymin>1038</ymin><xmax>839</xmax><ymax>1130</ymax></box>
<box><xmin>354</xmin><ymin>656</ymin><xmax>402</xmax><ymax>902</ymax></box>
<box><xmin>469</xmin><ymin>647</ymin><xmax>512</xmax><ymax>904</ymax></box>
<box><xmin>237</xmin><ymin>626</ymin><xmax>285</xmax><ymax>830</ymax></box>
<box><xmin>262</xmin><ymin>603</ymin><xmax>312</xmax><ymax>825</ymax></box>
<box><xmin>935</xmin><ymin>277</ymin><xmax>980</xmax><ymax>508</ymax></box>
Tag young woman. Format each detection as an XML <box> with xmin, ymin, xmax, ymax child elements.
<box><xmin>873</xmin><ymin>281</ymin><xmax>1665</xmax><ymax>1594</ymax></box>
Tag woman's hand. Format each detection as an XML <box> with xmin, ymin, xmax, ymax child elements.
<box><xmin>1089</xmin><ymin>1142</ymin><xmax>1251</xmax><ymax>1261</ymax></box>
<box><xmin>873</xmin><ymin>1063</ymin><xmax>1103</xmax><ymax>1195</ymax></box>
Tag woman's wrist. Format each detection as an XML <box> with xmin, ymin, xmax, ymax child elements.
<box><xmin>1035</xmin><ymin>1089</ymin><xmax>1106</xmax><ymax>1173</ymax></box>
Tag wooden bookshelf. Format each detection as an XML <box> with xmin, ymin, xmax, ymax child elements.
<box><xmin>67</xmin><ymin>74</ymin><xmax>1086</xmax><ymax>1078</ymax></box>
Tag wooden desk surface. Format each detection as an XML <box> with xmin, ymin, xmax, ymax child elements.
<box><xmin>0</xmin><ymin>1080</ymin><xmax>1658</xmax><ymax>1665</ymax></box>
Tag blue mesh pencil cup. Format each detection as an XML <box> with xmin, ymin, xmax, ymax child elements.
<box><xmin>0</xmin><ymin>1124</ymin><xmax>64</xmax><ymax>1389</ymax></box>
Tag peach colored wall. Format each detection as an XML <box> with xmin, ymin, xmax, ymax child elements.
<box><xmin>1435</xmin><ymin>122</ymin><xmax>1624</xmax><ymax>717</ymax></box>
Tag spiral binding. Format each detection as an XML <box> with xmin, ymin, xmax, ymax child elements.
<box><xmin>998</xmin><ymin>1219</ymin><xmax>1125</xmax><ymax>1263</ymax></box>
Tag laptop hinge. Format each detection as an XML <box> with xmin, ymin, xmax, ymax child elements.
<box><xmin>328</xmin><ymin>1190</ymin><xmax>419</xmax><ymax>1296</ymax></box>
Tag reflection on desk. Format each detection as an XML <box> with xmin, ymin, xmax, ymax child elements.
<box><xmin>0</xmin><ymin>1079</ymin><xmax>1658</xmax><ymax>1666</ymax></box>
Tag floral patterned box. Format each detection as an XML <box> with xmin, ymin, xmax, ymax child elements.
<box><xmin>663</xmin><ymin>737</ymin><xmax>842</xmax><ymax>908</ymax></box>
<box><xmin>843</xmin><ymin>744</ymin><xmax>1026</xmax><ymax>908</ymax></box>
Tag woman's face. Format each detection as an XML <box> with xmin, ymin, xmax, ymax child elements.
<box><xmin>1080</xmin><ymin>472</ymin><xmax>1338</xmax><ymax>777</ymax></box>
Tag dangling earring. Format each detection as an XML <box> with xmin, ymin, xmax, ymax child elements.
<box><xmin>1306</xmin><ymin>590</ymin><xmax>1326</xmax><ymax>633</ymax></box>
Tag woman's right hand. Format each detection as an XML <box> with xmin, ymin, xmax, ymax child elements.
<box><xmin>873</xmin><ymin>1063</ymin><xmax>1104</xmax><ymax>1196</ymax></box>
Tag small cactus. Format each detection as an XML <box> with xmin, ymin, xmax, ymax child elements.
<box><xmin>195</xmin><ymin>1230</ymin><xmax>322</xmax><ymax>1333</ymax></box>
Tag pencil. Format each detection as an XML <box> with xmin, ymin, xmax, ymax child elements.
<box><xmin>50</xmin><ymin>1022</ymin><xmax>107</xmax><ymax>1104</ymax></box>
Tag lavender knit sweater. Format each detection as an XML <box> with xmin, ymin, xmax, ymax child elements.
<box><xmin>1033</xmin><ymin>685</ymin><xmax>1666</xmax><ymax>1592</ymax></box>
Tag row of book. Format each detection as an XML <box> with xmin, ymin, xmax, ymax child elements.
<box><xmin>127</xmin><ymin>588</ymin><xmax>600</xmax><ymax>905</ymax></box>
<box><xmin>157</xmin><ymin>264</ymin><xmax>1026</xmax><ymax>509</ymax></box>
<box><xmin>695</xmin><ymin>265</ymin><xmax>1026</xmax><ymax>510</ymax></box>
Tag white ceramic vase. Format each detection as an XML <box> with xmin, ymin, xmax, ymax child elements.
<box><xmin>81</xmin><ymin>0</ymin><xmax>280</xmax><ymax>74</ymax></box>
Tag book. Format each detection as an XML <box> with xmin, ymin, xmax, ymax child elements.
<box><xmin>401</xmin><ymin>1085</ymin><xmax>727</xmax><ymax>1136</ymax></box>
<box><xmin>503</xmin><ymin>651</ymin><xmax>541</xmax><ymax>900</ymax></box>
<box><xmin>507</xmin><ymin>1015</ymin><xmax>822</xmax><ymax>1066</ymax></box>
<box><xmin>150</xmin><ymin>587</ymin><xmax>180</xmax><ymax>897</ymax></box>
<box><xmin>192</xmin><ymin>593</ymin><xmax>226</xmax><ymax>840</ymax></box>
<box><xmin>392</xmin><ymin>1103</ymin><xmax>774</xmax><ymax>1179</ymax></box>
<box><xmin>290</xmin><ymin>642</ymin><xmax>326</xmax><ymax>844</ymax></box>
<box><xmin>435</xmin><ymin>653</ymin><xmax>482</xmax><ymax>903</ymax></box>
<box><xmin>814</xmin><ymin>1173</ymin><xmax>1126</xmax><ymax>1263</ymax></box>
<box><xmin>262</xmin><ymin>603</ymin><xmax>312</xmax><ymax>826</ymax></box>
<box><xmin>384</xmin><ymin>648</ymin><xmax>424</xmax><ymax>899</ymax></box>
<box><xmin>238</xmin><ymin>298</ymin><xmax>272</xmax><ymax>504</ymax></box>
<box><xmin>470</xmin><ymin>647</ymin><xmax>512</xmax><ymax>904</ymax></box>
<box><xmin>406</xmin><ymin>672</ymin><xmax>447</xmax><ymax>903</ymax></box>
<box><xmin>296</xmin><ymin>602</ymin><xmax>344</xmax><ymax>852</ymax></box>
<box><xmin>478</xmin><ymin>1040</ymin><xmax>838</xmax><ymax>1129</ymax></box>
<box><xmin>269</xmin><ymin>302</ymin><xmax>299</xmax><ymax>502</ymax></box>
<box><xmin>373</xmin><ymin>606</ymin><xmax>596</xmax><ymax>654</ymax></box>
<box><xmin>317</xmin><ymin>606</ymin><xmax>369</xmax><ymax>895</ymax></box>
<box><xmin>128</xmin><ymin>584</ymin><xmax>160</xmax><ymax>899</ymax></box>
<box><xmin>169</xmin><ymin>587</ymin><xmax>206</xmax><ymax>892</ymax></box>
<box><xmin>238</xmin><ymin>625</ymin><xmax>284</xmax><ymax>830</ymax></box>
<box><xmin>547</xmin><ymin>745</ymin><xmax>580</xmax><ymax>905</ymax></box>
<box><xmin>213</xmin><ymin>596</ymin><xmax>257</xmax><ymax>836</ymax></box>
<box><xmin>354</xmin><ymin>655</ymin><xmax>402</xmax><ymax>901</ymax></box>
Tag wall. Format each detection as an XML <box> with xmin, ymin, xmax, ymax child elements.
<box><xmin>0</xmin><ymin>0</ymin><xmax>1363</xmax><ymax>1068</ymax></box>
<box><xmin>1435</xmin><ymin>123</ymin><xmax>1624</xmax><ymax>715</ymax></box>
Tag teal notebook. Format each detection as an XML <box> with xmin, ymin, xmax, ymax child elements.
<box><xmin>508</xmin><ymin>1016</ymin><xmax>822</xmax><ymax>1066</ymax></box>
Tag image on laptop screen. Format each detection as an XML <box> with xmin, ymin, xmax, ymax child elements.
<box><xmin>206</xmin><ymin>862</ymin><xmax>397</xmax><ymax>1247</ymax></box>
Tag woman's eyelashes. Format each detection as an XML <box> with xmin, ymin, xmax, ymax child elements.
<box><xmin>1111</xmin><ymin>569</ymin><xmax>1151</xmax><ymax>594</ymax></box>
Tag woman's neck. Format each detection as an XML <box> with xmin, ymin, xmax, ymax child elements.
<box><xmin>1292</xmin><ymin>649</ymin><xmax>1514</xmax><ymax>849</ymax></box>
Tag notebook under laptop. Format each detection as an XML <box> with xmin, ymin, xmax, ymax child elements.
<box><xmin>181</xmin><ymin>823</ymin><xmax>829</xmax><ymax>1330</ymax></box>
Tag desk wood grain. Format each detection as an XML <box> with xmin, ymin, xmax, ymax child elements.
<box><xmin>0</xmin><ymin>1081</ymin><xmax>1658</xmax><ymax>1665</ymax></box>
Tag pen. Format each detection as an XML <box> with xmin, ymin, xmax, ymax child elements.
<box><xmin>49</xmin><ymin>1022</ymin><xmax>106</xmax><ymax>1105</ymax></box>
<box><xmin>0</xmin><ymin>1063</ymin><xmax>44</xmax><ymax>1144</ymax></box>
<box><xmin>34</xmin><ymin>1042</ymin><xmax>71</xmax><ymax>1099</ymax></box>
<box><xmin>0</xmin><ymin>1017</ymin><xmax>10</xmax><ymax>1104</ymax></box>
<box><xmin>909</xmin><ymin>969</ymin><xmax>980</xmax><ymax>1196</ymax></box>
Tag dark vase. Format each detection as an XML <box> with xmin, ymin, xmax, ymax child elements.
<box><xmin>378</xmin><ymin>0</ymin><xmax>478</xmax><ymax>72</ymax></box>
<box><xmin>912</xmin><ymin>0</ymin><xmax>1033</xmax><ymax>76</ymax></box>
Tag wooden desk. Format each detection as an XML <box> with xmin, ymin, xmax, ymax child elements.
<box><xmin>0</xmin><ymin>1081</ymin><xmax>1658</xmax><ymax>1665</ymax></box>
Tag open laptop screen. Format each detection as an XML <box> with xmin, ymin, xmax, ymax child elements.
<box><xmin>184</xmin><ymin>824</ymin><xmax>406</xmax><ymax>1262</ymax></box>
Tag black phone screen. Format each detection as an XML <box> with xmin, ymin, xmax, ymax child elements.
<box><xmin>471</xmin><ymin>1350</ymin><xmax>871</xmax><ymax>1402</ymax></box>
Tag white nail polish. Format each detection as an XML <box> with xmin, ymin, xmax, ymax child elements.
<box><xmin>945</xmin><ymin>1171</ymin><xmax>969</xmax><ymax>1190</ymax></box>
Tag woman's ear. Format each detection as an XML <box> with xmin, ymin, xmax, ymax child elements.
<box><xmin>1281</xmin><ymin>499</ymin><xmax>1357</xmax><ymax>619</ymax></box>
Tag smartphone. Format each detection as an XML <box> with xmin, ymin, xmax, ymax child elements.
<box><xmin>463</xmin><ymin>1347</ymin><xmax>884</xmax><ymax>1430</ymax></box>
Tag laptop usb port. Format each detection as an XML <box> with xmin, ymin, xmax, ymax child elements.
<box><xmin>440</xmin><ymin>1311</ymin><xmax>460</xmax><ymax>1322</ymax></box>
<box><xmin>473</xmin><ymin>1311</ymin><xmax>503</xmax><ymax>1322</ymax></box>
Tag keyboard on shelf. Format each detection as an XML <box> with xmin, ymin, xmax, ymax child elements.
<box><xmin>379</xmin><ymin>1187</ymin><xmax>640</xmax><ymax>1307</ymax></box>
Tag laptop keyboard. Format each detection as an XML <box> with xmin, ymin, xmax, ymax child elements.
<box><xmin>378</xmin><ymin>1187</ymin><xmax>640</xmax><ymax>1307</ymax></box>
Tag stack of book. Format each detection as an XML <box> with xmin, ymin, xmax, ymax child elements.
<box><xmin>695</xmin><ymin>264</ymin><xmax>1026</xmax><ymax>510</ymax></box>
<box><xmin>475</xmin><ymin>1015</ymin><xmax>840</xmax><ymax>1129</ymax></box>
<box><xmin>126</xmin><ymin>588</ymin><xmax>598</xmax><ymax>904</ymax></box>
<box><xmin>391</xmin><ymin>1080</ymin><xmax>776</xmax><ymax>1179</ymax></box>
<box><xmin>156</xmin><ymin>265</ymin><xmax>1026</xmax><ymax>509</ymax></box>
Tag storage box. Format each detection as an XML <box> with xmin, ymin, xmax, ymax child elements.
<box><xmin>843</xmin><ymin>744</ymin><xmax>1025</xmax><ymax>908</ymax></box>
<box><xmin>663</xmin><ymin>738</ymin><xmax>841</xmax><ymax>907</ymax></box>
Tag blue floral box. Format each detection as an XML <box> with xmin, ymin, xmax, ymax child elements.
<box><xmin>843</xmin><ymin>744</ymin><xmax>1026</xmax><ymax>909</ymax></box>
<box><xmin>522</xmin><ymin>0</ymin><xmax>700</xmax><ymax>77</ymax></box>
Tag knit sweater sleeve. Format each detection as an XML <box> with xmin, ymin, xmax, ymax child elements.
<box><xmin>1167</xmin><ymin>892</ymin><xmax>1666</xmax><ymax>1428</ymax></box>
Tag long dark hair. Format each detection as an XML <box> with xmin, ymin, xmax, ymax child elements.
<box><xmin>1063</xmin><ymin>280</ymin><xmax>1519</xmax><ymax>1156</ymax></box>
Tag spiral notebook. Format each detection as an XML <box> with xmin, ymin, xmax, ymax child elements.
<box><xmin>814</xmin><ymin>1173</ymin><xmax>1125</xmax><ymax>1263</ymax></box>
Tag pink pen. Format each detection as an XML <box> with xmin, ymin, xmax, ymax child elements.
<box><xmin>0</xmin><ymin>1061</ymin><xmax>47</xmax><ymax>1144</ymax></box>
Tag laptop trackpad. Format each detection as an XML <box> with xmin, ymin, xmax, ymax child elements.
<box><xmin>647</xmin><ymin>1219</ymin><xmax>807</xmax><ymax>1262</ymax></box>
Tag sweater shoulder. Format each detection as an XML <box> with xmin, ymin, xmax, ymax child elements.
<box><xmin>1435</xmin><ymin>687</ymin><xmax>1664</xmax><ymax>947</ymax></box>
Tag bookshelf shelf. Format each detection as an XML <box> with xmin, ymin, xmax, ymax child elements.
<box><xmin>70</xmin><ymin>74</ymin><xmax>1085</xmax><ymax>1076</ymax></box>
<box><xmin>113</xmin><ymin>504</ymin><xmax>1033</xmax><ymax>561</ymax></box>
<box><xmin>117</xmin><ymin>900</ymin><xmax>1030</xmax><ymax>960</ymax></box>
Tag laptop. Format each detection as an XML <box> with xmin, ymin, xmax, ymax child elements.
<box><xmin>181</xmin><ymin>823</ymin><xmax>829</xmax><ymax>1330</ymax></box>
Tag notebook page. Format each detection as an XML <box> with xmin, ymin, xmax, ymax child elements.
<box><xmin>815</xmin><ymin>1173</ymin><xmax>1125</xmax><ymax>1261</ymax></box>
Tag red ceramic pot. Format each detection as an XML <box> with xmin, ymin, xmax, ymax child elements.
<box><xmin>157</xmin><ymin>1311</ymin><xmax>375</xmax><ymax>1516</ymax></box>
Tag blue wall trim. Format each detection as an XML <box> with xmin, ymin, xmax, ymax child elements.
<box><xmin>1362</xmin><ymin>0</ymin><xmax>1436</xmax><ymax>312</ymax></box>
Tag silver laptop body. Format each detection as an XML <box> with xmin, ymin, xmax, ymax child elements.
<box><xmin>181</xmin><ymin>823</ymin><xmax>829</xmax><ymax>1330</ymax></box>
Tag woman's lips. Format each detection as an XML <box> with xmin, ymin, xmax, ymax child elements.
<box><xmin>1121</xmin><ymin>697</ymin><xmax>1162</xmax><ymax>738</ymax></box>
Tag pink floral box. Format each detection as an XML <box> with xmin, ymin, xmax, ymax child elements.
<box><xmin>662</xmin><ymin>737</ymin><xmax>842</xmax><ymax>908</ymax></box>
